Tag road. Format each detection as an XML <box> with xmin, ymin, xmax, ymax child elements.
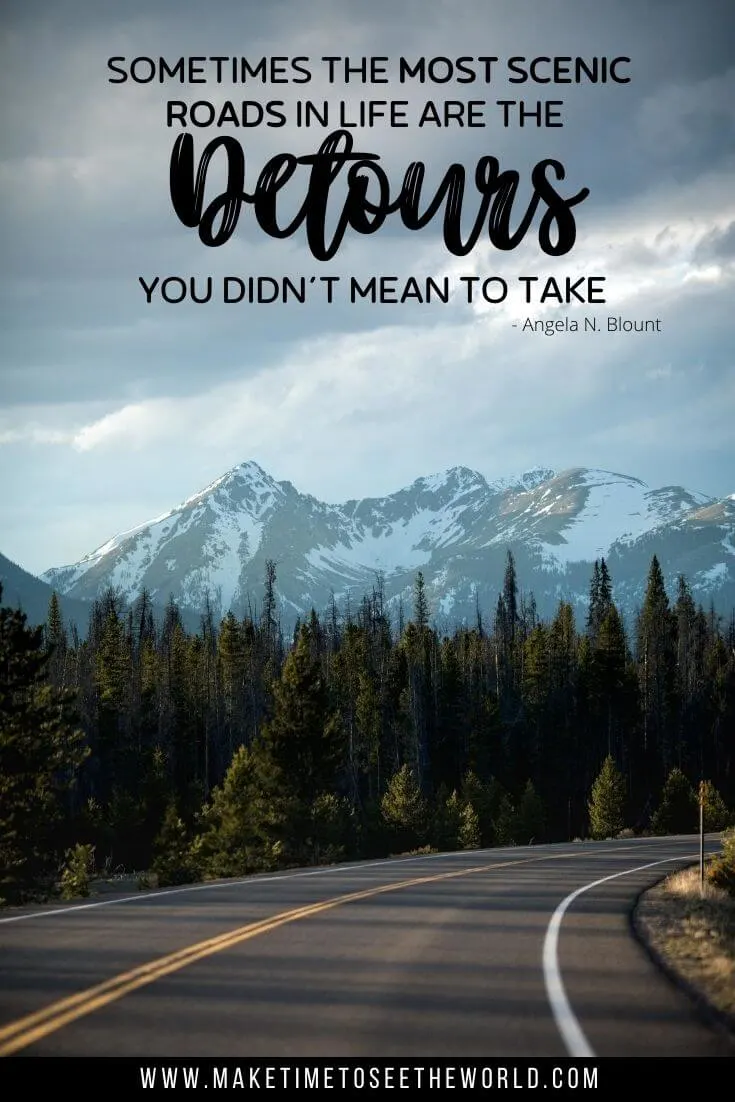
<box><xmin>0</xmin><ymin>836</ymin><xmax>732</xmax><ymax>1058</ymax></box>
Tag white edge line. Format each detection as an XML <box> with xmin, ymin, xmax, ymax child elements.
<box><xmin>543</xmin><ymin>850</ymin><xmax>698</xmax><ymax>1058</ymax></box>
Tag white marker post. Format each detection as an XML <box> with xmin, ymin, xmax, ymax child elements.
<box><xmin>699</xmin><ymin>780</ymin><xmax>705</xmax><ymax>897</ymax></box>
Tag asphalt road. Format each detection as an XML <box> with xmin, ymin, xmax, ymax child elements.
<box><xmin>0</xmin><ymin>836</ymin><xmax>732</xmax><ymax>1058</ymax></box>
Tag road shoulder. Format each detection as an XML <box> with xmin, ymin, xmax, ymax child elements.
<box><xmin>632</xmin><ymin>864</ymin><xmax>735</xmax><ymax>1045</ymax></box>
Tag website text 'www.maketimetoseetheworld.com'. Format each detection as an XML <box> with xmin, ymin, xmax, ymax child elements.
<box><xmin>138</xmin><ymin>1062</ymin><xmax>600</xmax><ymax>1090</ymax></box>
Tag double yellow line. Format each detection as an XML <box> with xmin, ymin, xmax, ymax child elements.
<box><xmin>0</xmin><ymin>858</ymin><xmax>499</xmax><ymax>1056</ymax></box>
<box><xmin>0</xmin><ymin>842</ymin><xmax>655</xmax><ymax>1056</ymax></box>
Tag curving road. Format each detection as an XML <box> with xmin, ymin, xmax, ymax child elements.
<box><xmin>0</xmin><ymin>836</ymin><xmax>732</xmax><ymax>1058</ymax></box>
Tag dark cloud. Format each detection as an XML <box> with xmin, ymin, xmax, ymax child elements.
<box><xmin>694</xmin><ymin>220</ymin><xmax>735</xmax><ymax>262</ymax></box>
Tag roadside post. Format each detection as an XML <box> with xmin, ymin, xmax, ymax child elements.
<box><xmin>699</xmin><ymin>780</ymin><xmax>705</xmax><ymax>896</ymax></box>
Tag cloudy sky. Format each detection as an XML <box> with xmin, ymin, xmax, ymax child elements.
<box><xmin>1</xmin><ymin>0</ymin><xmax>734</xmax><ymax>575</ymax></box>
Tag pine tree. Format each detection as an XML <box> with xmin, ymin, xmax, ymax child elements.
<box><xmin>637</xmin><ymin>556</ymin><xmax>676</xmax><ymax>776</ymax></box>
<box><xmin>600</xmin><ymin>559</ymin><xmax>612</xmax><ymax>613</ymax></box>
<box><xmin>330</xmin><ymin>621</ymin><xmax>362</xmax><ymax>804</ymax></box>
<box><xmin>587</xmin><ymin>755</ymin><xmax>627</xmax><ymax>840</ymax></box>
<box><xmin>218</xmin><ymin>611</ymin><xmax>248</xmax><ymax>758</ymax></box>
<box><xmin>261</xmin><ymin>559</ymin><xmax>279</xmax><ymax>663</ymax></box>
<box><xmin>381</xmin><ymin>764</ymin><xmax>428</xmax><ymax>853</ymax></box>
<box><xmin>161</xmin><ymin>593</ymin><xmax>183</xmax><ymax>647</ymax></box>
<box><xmin>432</xmin><ymin>787</ymin><xmax>462</xmax><ymax>851</ymax></box>
<box><xmin>132</xmin><ymin>588</ymin><xmax>156</xmax><ymax>649</ymax></box>
<box><xmin>587</xmin><ymin>559</ymin><xmax>613</xmax><ymax>643</ymax></box>
<box><xmin>159</xmin><ymin>617</ymin><xmax>200</xmax><ymax>819</ymax></box>
<box><xmin>589</xmin><ymin>604</ymin><xmax>637</xmax><ymax>766</ymax></box>
<box><xmin>355</xmin><ymin>668</ymin><xmax>381</xmax><ymax>803</ymax></box>
<box><xmin>494</xmin><ymin>551</ymin><xmax>521</xmax><ymax>728</ymax></box>
<box><xmin>0</xmin><ymin>585</ymin><xmax>88</xmax><ymax>901</ymax></box>
<box><xmin>192</xmin><ymin>744</ymin><xmax>262</xmax><ymax>877</ymax></box>
<box><xmin>45</xmin><ymin>590</ymin><xmax>69</xmax><ymax>696</ymax></box>
<box><xmin>59</xmin><ymin>843</ymin><xmax>95</xmax><ymax>900</ymax></box>
<box><xmin>699</xmin><ymin>780</ymin><xmax>731</xmax><ymax>832</ymax></box>
<box><xmin>458</xmin><ymin>801</ymin><xmax>481</xmax><ymax>849</ymax></box>
<box><xmin>503</xmin><ymin>550</ymin><xmax>518</xmax><ymax>647</ymax></box>
<box><xmin>46</xmin><ymin>590</ymin><xmax>65</xmax><ymax>650</ymax></box>
<box><xmin>586</xmin><ymin>561</ymin><xmax>601</xmax><ymax>638</ymax></box>
<box><xmin>539</xmin><ymin>601</ymin><xmax>578</xmax><ymax>813</ymax></box>
<box><xmin>45</xmin><ymin>590</ymin><xmax>67</xmax><ymax>685</ymax></box>
<box><xmin>493</xmin><ymin>792</ymin><xmax>517</xmax><ymax>846</ymax></box>
<box><xmin>460</xmin><ymin>769</ymin><xmax>496</xmax><ymax>846</ymax></box>
<box><xmin>413</xmin><ymin>571</ymin><xmax>430</xmax><ymax>635</ymax></box>
<box><xmin>516</xmin><ymin>780</ymin><xmax>545</xmax><ymax>843</ymax></box>
<box><xmin>650</xmin><ymin>767</ymin><xmax>697</xmax><ymax>835</ymax></box>
<box><xmin>308</xmin><ymin>792</ymin><xmax>351</xmax><ymax>864</ymax></box>
<box><xmin>93</xmin><ymin>592</ymin><xmax>136</xmax><ymax>805</ymax></box>
<box><xmin>432</xmin><ymin>638</ymin><xmax>464</xmax><ymax>790</ymax></box>
<box><xmin>151</xmin><ymin>801</ymin><xmax>196</xmax><ymax>886</ymax></box>
<box><xmin>673</xmin><ymin>576</ymin><xmax>707</xmax><ymax>776</ymax></box>
<box><xmin>251</xmin><ymin>623</ymin><xmax>341</xmax><ymax>861</ymax></box>
<box><xmin>403</xmin><ymin>576</ymin><xmax>434</xmax><ymax>788</ymax></box>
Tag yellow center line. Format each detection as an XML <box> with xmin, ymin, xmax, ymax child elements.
<box><xmin>0</xmin><ymin>842</ymin><xmax>673</xmax><ymax>1056</ymax></box>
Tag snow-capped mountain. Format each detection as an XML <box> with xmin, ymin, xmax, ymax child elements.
<box><xmin>43</xmin><ymin>461</ymin><xmax>735</xmax><ymax>628</ymax></box>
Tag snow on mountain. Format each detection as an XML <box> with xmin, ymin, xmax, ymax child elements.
<box><xmin>45</xmin><ymin>461</ymin><xmax>288</xmax><ymax>615</ymax></box>
<box><xmin>42</xmin><ymin>461</ymin><xmax>735</xmax><ymax>627</ymax></box>
<box><xmin>307</xmin><ymin>514</ymin><xmax>431</xmax><ymax>576</ymax></box>
<box><xmin>488</xmin><ymin>466</ymin><xmax>557</xmax><ymax>494</ymax></box>
<box><xmin>532</xmin><ymin>469</ymin><xmax>713</xmax><ymax>568</ymax></box>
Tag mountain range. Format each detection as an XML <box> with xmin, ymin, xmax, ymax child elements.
<box><xmin>35</xmin><ymin>460</ymin><xmax>735</xmax><ymax>633</ymax></box>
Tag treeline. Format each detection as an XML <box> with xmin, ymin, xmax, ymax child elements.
<box><xmin>1</xmin><ymin>552</ymin><xmax>734</xmax><ymax>902</ymax></box>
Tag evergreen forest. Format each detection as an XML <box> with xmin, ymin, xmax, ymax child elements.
<box><xmin>1</xmin><ymin>552</ymin><xmax>734</xmax><ymax>904</ymax></box>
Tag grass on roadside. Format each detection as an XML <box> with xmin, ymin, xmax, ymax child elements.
<box><xmin>635</xmin><ymin>861</ymin><xmax>735</xmax><ymax>1020</ymax></box>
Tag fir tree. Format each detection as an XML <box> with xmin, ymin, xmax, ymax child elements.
<box><xmin>261</xmin><ymin>559</ymin><xmax>280</xmax><ymax>663</ymax></box>
<box><xmin>355</xmin><ymin>668</ymin><xmax>382</xmax><ymax>803</ymax></box>
<box><xmin>59</xmin><ymin>843</ymin><xmax>95</xmax><ymax>900</ymax></box>
<box><xmin>637</xmin><ymin>556</ymin><xmax>676</xmax><ymax>777</ymax></box>
<box><xmin>432</xmin><ymin>787</ymin><xmax>462</xmax><ymax>851</ymax></box>
<box><xmin>516</xmin><ymin>780</ymin><xmax>545</xmax><ymax>843</ymax></box>
<box><xmin>587</xmin><ymin>755</ymin><xmax>627</xmax><ymax>840</ymax></box>
<box><xmin>699</xmin><ymin>780</ymin><xmax>731</xmax><ymax>832</ymax></box>
<box><xmin>252</xmin><ymin>623</ymin><xmax>341</xmax><ymax>861</ymax></box>
<box><xmin>460</xmin><ymin>770</ymin><xmax>496</xmax><ymax>846</ymax></box>
<box><xmin>493</xmin><ymin>792</ymin><xmax>517</xmax><ymax>846</ymax></box>
<box><xmin>589</xmin><ymin>605</ymin><xmax>637</xmax><ymax>766</ymax></box>
<box><xmin>192</xmin><ymin>744</ymin><xmax>262</xmax><ymax>877</ymax></box>
<box><xmin>308</xmin><ymin>792</ymin><xmax>351</xmax><ymax>864</ymax></box>
<box><xmin>45</xmin><ymin>590</ymin><xmax>67</xmax><ymax>670</ymax></box>
<box><xmin>587</xmin><ymin>559</ymin><xmax>613</xmax><ymax>643</ymax></box>
<box><xmin>151</xmin><ymin>801</ymin><xmax>196</xmax><ymax>886</ymax></box>
<box><xmin>586</xmin><ymin>561</ymin><xmax>601</xmax><ymax>637</ymax></box>
<box><xmin>503</xmin><ymin>550</ymin><xmax>518</xmax><ymax>647</ymax></box>
<box><xmin>381</xmin><ymin>764</ymin><xmax>428</xmax><ymax>852</ymax></box>
<box><xmin>218</xmin><ymin>611</ymin><xmax>248</xmax><ymax>758</ymax></box>
<box><xmin>458</xmin><ymin>801</ymin><xmax>481</xmax><ymax>849</ymax></box>
<box><xmin>0</xmin><ymin>586</ymin><xmax>88</xmax><ymax>902</ymax></box>
<box><xmin>413</xmin><ymin>571</ymin><xmax>430</xmax><ymax>635</ymax></box>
